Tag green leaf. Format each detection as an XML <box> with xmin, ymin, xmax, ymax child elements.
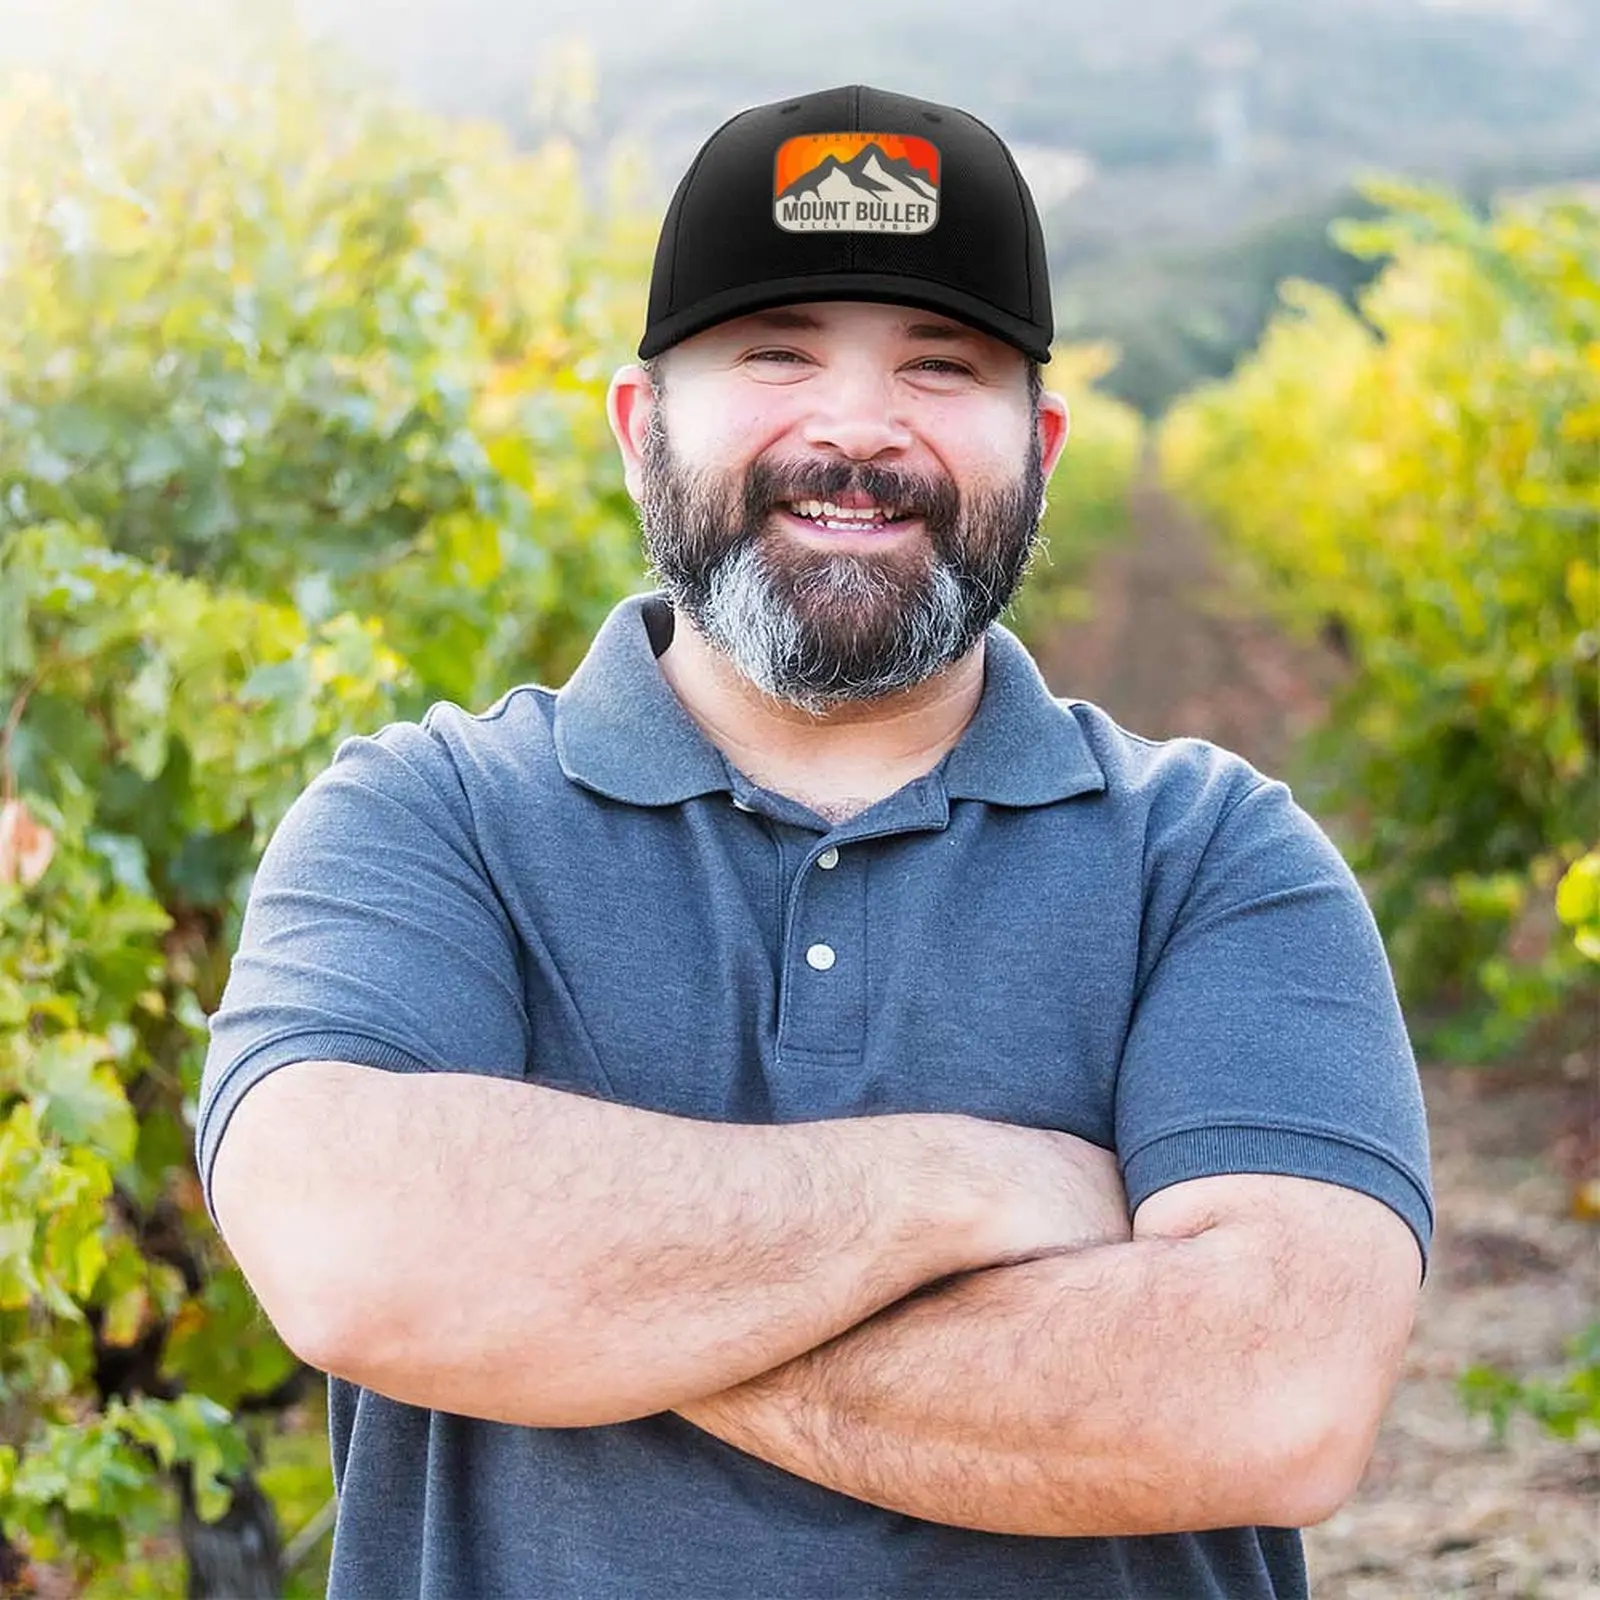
<box><xmin>0</xmin><ymin>1217</ymin><xmax>41</xmax><ymax>1309</ymax></box>
<box><xmin>26</xmin><ymin>1036</ymin><xmax>138</xmax><ymax>1163</ymax></box>
<box><xmin>124</xmin><ymin>431</ymin><xmax>186</xmax><ymax>490</ymax></box>
<box><xmin>85</xmin><ymin>832</ymin><xmax>155</xmax><ymax>899</ymax></box>
<box><xmin>118</xmin><ymin>653</ymin><xmax>175</xmax><ymax>781</ymax></box>
<box><xmin>1555</xmin><ymin>851</ymin><xmax>1600</xmax><ymax>962</ymax></box>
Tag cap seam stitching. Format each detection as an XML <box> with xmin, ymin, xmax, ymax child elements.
<box><xmin>956</xmin><ymin>106</ymin><xmax>1038</xmax><ymax>326</ymax></box>
<box><xmin>1005</xmin><ymin>142</ymin><xmax>1038</xmax><ymax>323</ymax></box>
<box><xmin>666</xmin><ymin>109</ymin><xmax>747</xmax><ymax>309</ymax></box>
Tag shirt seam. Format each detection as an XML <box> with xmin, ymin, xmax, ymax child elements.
<box><xmin>202</xmin><ymin>1025</ymin><xmax>440</xmax><ymax>1109</ymax></box>
<box><xmin>456</xmin><ymin>682</ymin><xmax>552</xmax><ymax>727</ymax></box>
<box><xmin>1122</xmin><ymin>1120</ymin><xmax>1434</xmax><ymax>1221</ymax></box>
<box><xmin>1123</xmin><ymin>1114</ymin><xmax>1417</xmax><ymax>1165</ymax></box>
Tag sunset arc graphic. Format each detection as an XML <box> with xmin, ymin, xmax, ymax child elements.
<box><xmin>774</xmin><ymin>133</ymin><xmax>940</xmax><ymax>196</ymax></box>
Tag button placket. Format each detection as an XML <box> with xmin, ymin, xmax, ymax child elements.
<box><xmin>777</xmin><ymin>839</ymin><xmax>867</xmax><ymax>1060</ymax></box>
<box><xmin>804</xmin><ymin>846</ymin><xmax>841</xmax><ymax>972</ymax></box>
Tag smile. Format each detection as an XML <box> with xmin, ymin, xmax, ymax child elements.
<box><xmin>780</xmin><ymin>499</ymin><xmax>915</xmax><ymax>535</ymax></box>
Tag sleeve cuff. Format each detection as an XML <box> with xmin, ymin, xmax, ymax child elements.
<box><xmin>1122</xmin><ymin>1124</ymin><xmax>1435</xmax><ymax>1276</ymax></box>
<box><xmin>195</xmin><ymin>1031</ymin><xmax>435</xmax><ymax>1230</ymax></box>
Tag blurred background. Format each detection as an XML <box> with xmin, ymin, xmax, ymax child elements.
<box><xmin>0</xmin><ymin>1</ymin><xmax>1595</xmax><ymax>1595</ymax></box>
<box><xmin>11</xmin><ymin>0</ymin><xmax>1600</xmax><ymax>414</ymax></box>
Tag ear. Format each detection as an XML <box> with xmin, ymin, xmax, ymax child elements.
<box><xmin>1036</xmin><ymin>388</ymin><xmax>1071</xmax><ymax>481</ymax></box>
<box><xmin>607</xmin><ymin>364</ymin><xmax>660</xmax><ymax>501</ymax></box>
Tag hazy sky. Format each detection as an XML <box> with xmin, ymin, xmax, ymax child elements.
<box><xmin>4</xmin><ymin>0</ymin><xmax>1592</xmax><ymax>214</ymax></box>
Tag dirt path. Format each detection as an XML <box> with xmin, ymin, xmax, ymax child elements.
<box><xmin>1037</xmin><ymin>472</ymin><xmax>1600</xmax><ymax>1598</ymax></box>
<box><xmin>1310</xmin><ymin>1063</ymin><xmax>1598</xmax><ymax>1599</ymax></box>
<box><xmin>1034</xmin><ymin>468</ymin><xmax>1351</xmax><ymax>779</ymax></box>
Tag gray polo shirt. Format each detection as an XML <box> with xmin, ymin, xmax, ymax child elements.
<box><xmin>199</xmin><ymin>589</ymin><xmax>1432</xmax><ymax>1600</ymax></box>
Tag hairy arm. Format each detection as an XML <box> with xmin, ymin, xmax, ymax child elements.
<box><xmin>677</xmin><ymin>1174</ymin><xmax>1424</xmax><ymax>1535</ymax></box>
<box><xmin>212</xmin><ymin>1060</ymin><xmax>1117</xmax><ymax>1428</ymax></box>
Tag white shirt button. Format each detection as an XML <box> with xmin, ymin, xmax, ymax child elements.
<box><xmin>817</xmin><ymin>847</ymin><xmax>840</xmax><ymax>870</ymax></box>
<box><xmin>731</xmin><ymin>797</ymin><xmax>754</xmax><ymax>811</ymax></box>
<box><xmin>805</xmin><ymin>943</ymin><xmax>836</xmax><ymax>972</ymax></box>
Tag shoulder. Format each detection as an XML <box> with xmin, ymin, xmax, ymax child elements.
<box><xmin>318</xmin><ymin>684</ymin><xmax>560</xmax><ymax>820</ymax></box>
<box><xmin>1045</xmin><ymin>698</ymin><xmax>1363</xmax><ymax>936</ymax></box>
<box><xmin>1053</xmin><ymin>695</ymin><xmax>1280</xmax><ymax>839</ymax></box>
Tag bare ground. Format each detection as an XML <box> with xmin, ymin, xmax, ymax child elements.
<box><xmin>1037</xmin><ymin>472</ymin><xmax>1600</xmax><ymax>1598</ymax></box>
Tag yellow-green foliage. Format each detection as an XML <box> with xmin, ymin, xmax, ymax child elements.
<box><xmin>1556</xmin><ymin>850</ymin><xmax>1600</xmax><ymax>963</ymax></box>
<box><xmin>1159</xmin><ymin>179</ymin><xmax>1599</xmax><ymax>1060</ymax></box>
<box><xmin>0</xmin><ymin>49</ymin><xmax>656</xmax><ymax>712</ymax></box>
<box><xmin>0</xmin><ymin>47</ymin><xmax>653</xmax><ymax>1591</ymax></box>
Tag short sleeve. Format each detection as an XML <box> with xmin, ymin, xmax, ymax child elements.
<box><xmin>195</xmin><ymin>714</ymin><xmax>531</xmax><ymax>1224</ymax></box>
<box><xmin>1116</xmin><ymin>776</ymin><xmax>1434</xmax><ymax>1267</ymax></box>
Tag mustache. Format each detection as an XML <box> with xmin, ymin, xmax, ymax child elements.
<box><xmin>742</xmin><ymin>456</ymin><xmax>960</xmax><ymax>527</ymax></box>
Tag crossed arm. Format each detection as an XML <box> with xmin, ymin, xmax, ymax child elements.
<box><xmin>214</xmin><ymin>1058</ymin><xmax>1423</xmax><ymax>1538</ymax></box>
<box><xmin>675</xmin><ymin>1172</ymin><xmax>1422</xmax><ymax>1536</ymax></box>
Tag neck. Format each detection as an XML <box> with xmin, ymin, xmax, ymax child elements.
<box><xmin>655</xmin><ymin>609</ymin><xmax>987</xmax><ymax>788</ymax></box>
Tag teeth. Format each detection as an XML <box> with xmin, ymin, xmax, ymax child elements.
<box><xmin>790</xmin><ymin>500</ymin><xmax>900</xmax><ymax>523</ymax></box>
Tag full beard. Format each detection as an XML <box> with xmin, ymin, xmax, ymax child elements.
<box><xmin>637</xmin><ymin>411</ymin><xmax>1048</xmax><ymax>717</ymax></box>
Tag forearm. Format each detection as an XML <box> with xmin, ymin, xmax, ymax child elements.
<box><xmin>680</xmin><ymin>1215</ymin><xmax>1406</xmax><ymax>1536</ymax></box>
<box><xmin>215</xmin><ymin>1061</ymin><xmax>1002</xmax><ymax>1427</ymax></box>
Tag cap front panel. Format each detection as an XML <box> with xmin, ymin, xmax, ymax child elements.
<box><xmin>773</xmin><ymin>133</ymin><xmax>941</xmax><ymax>235</ymax></box>
<box><xmin>665</xmin><ymin>103</ymin><xmax>856</xmax><ymax>310</ymax></box>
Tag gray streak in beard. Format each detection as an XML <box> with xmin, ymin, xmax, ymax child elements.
<box><xmin>701</xmin><ymin>544</ymin><xmax>971</xmax><ymax>718</ymax></box>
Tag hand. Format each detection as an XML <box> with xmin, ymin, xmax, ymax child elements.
<box><xmin>940</xmin><ymin>1117</ymin><xmax>1131</xmax><ymax>1269</ymax></box>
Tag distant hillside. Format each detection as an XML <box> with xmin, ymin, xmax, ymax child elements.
<box><xmin>288</xmin><ymin>0</ymin><xmax>1600</xmax><ymax>407</ymax></box>
<box><xmin>9</xmin><ymin>0</ymin><xmax>1598</xmax><ymax>408</ymax></box>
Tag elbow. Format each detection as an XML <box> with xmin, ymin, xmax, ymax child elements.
<box><xmin>1260</xmin><ymin>1447</ymin><xmax>1368</xmax><ymax>1531</ymax></box>
<box><xmin>208</xmin><ymin>1067</ymin><xmax>367</xmax><ymax>1369</ymax></box>
<box><xmin>271</xmin><ymin>1267</ymin><xmax>374</xmax><ymax>1377</ymax></box>
<box><xmin>1248</xmin><ymin>1387</ymin><xmax>1383</xmax><ymax>1529</ymax></box>
<box><xmin>213</xmin><ymin>1177</ymin><xmax>377</xmax><ymax>1377</ymax></box>
<box><xmin>243</xmin><ymin>1244</ymin><xmax>450</xmax><ymax>1391</ymax></box>
<box><xmin>223</xmin><ymin>1219</ymin><xmax>373</xmax><ymax>1376</ymax></box>
<box><xmin>241</xmin><ymin>1207</ymin><xmax>436</xmax><ymax>1382</ymax></box>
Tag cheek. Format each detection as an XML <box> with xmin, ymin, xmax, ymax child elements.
<box><xmin>669</xmin><ymin>388</ymin><xmax>798</xmax><ymax>475</ymax></box>
<box><xmin>926</xmin><ymin>407</ymin><xmax>1034</xmax><ymax>490</ymax></box>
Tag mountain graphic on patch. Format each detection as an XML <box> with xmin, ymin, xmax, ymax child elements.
<box><xmin>773</xmin><ymin>133</ymin><xmax>941</xmax><ymax>234</ymax></box>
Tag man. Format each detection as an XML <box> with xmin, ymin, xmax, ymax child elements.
<box><xmin>202</xmin><ymin>84</ymin><xmax>1432</xmax><ymax>1599</ymax></box>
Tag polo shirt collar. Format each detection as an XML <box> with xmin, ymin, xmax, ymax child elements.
<box><xmin>553</xmin><ymin>591</ymin><xmax>1106</xmax><ymax>810</ymax></box>
<box><xmin>941</xmin><ymin>621</ymin><xmax>1108</xmax><ymax>808</ymax></box>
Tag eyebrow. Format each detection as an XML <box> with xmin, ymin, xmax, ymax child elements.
<box><xmin>903</xmin><ymin>321</ymin><xmax>980</xmax><ymax>345</ymax></box>
<box><xmin>743</xmin><ymin>309</ymin><xmax>824</xmax><ymax>331</ymax></box>
<box><xmin>739</xmin><ymin>309</ymin><xmax>980</xmax><ymax>345</ymax></box>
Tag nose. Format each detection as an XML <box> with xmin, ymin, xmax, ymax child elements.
<box><xmin>799</xmin><ymin>364</ymin><xmax>914</xmax><ymax>461</ymax></box>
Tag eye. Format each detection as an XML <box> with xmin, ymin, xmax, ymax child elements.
<box><xmin>740</xmin><ymin>347</ymin><xmax>816</xmax><ymax>384</ymax></box>
<box><xmin>907</xmin><ymin>357</ymin><xmax>976</xmax><ymax>379</ymax></box>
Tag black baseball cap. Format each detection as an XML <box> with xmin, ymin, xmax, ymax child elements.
<box><xmin>639</xmin><ymin>84</ymin><xmax>1054</xmax><ymax>365</ymax></box>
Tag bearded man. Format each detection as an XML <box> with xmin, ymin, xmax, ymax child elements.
<box><xmin>202</xmin><ymin>84</ymin><xmax>1431</xmax><ymax>1600</ymax></box>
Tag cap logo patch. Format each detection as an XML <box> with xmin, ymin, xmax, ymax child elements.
<box><xmin>773</xmin><ymin>133</ymin><xmax>940</xmax><ymax>234</ymax></box>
